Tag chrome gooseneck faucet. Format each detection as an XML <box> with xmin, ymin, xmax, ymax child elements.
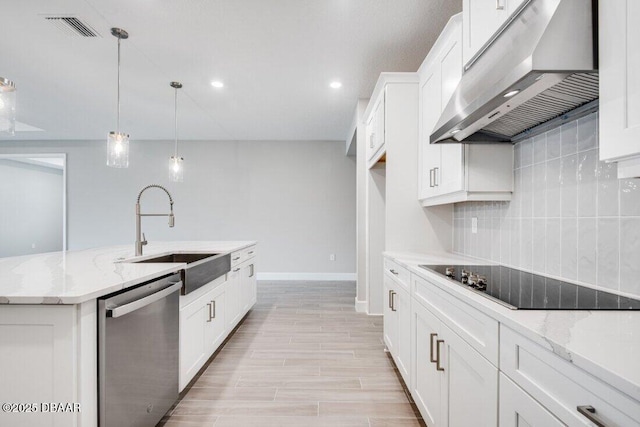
<box><xmin>135</xmin><ymin>184</ymin><xmax>175</xmax><ymax>256</ymax></box>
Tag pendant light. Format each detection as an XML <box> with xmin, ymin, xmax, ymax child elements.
<box><xmin>169</xmin><ymin>81</ymin><xmax>184</xmax><ymax>182</ymax></box>
<box><xmin>0</xmin><ymin>77</ymin><xmax>16</xmax><ymax>136</ymax></box>
<box><xmin>107</xmin><ymin>27</ymin><xmax>130</xmax><ymax>168</ymax></box>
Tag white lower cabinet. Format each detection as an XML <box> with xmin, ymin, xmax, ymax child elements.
<box><xmin>181</xmin><ymin>245</ymin><xmax>257</xmax><ymax>391</ymax></box>
<box><xmin>440</xmin><ymin>322</ymin><xmax>498</xmax><ymax>427</ymax></box>
<box><xmin>500</xmin><ymin>326</ymin><xmax>640</xmax><ymax>427</ymax></box>
<box><xmin>240</xmin><ymin>259</ymin><xmax>257</xmax><ymax>312</ymax></box>
<box><xmin>383</xmin><ymin>276</ymin><xmax>398</xmax><ymax>355</ymax></box>
<box><xmin>0</xmin><ymin>302</ymin><xmax>97</xmax><ymax>427</ymax></box>
<box><xmin>385</xmin><ymin>256</ymin><xmax>640</xmax><ymax>427</ymax></box>
<box><xmin>179</xmin><ymin>282</ymin><xmax>226</xmax><ymax>391</ymax></box>
<box><xmin>383</xmin><ymin>265</ymin><xmax>411</xmax><ymax>386</ymax></box>
<box><xmin>412</xmin><ymin>300</ymin><xmax>444</xmax><ymax>427</ymax></box>
<box><xmin>499</xmin><ymin>373</ymin><xmax>563</xmax><ymax>427</ymax></box>
<box><xmin>225</xmin><ymin>266</ymin><xmax>242</xmax><ymax>330</ymax></box>
<box><xmin>411</xmin><ymin>293</ymin><xmax>497</xmax><ymax>427</ymax></box>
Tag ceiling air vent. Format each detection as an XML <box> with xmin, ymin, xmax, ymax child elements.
<box><xmin>45</xmin><ymin>16</ymin><xmax>99</xmax><ymax>37</ymax></box>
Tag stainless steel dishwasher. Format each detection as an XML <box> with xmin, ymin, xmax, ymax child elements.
<box><xmin>98</xmin><ymin>272</ymin><xmax>181</xmax><ymax>427</ymax></box>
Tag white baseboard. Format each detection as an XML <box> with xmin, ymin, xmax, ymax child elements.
<box><xmin>354</xmin><ymin>298</ymin><xmax>368</xmax><ymax>313</ymax></box>
<box><xmin>256</xmin><ymin>272</ymin><xmax>357</xmax><ymax>281</ymax></box>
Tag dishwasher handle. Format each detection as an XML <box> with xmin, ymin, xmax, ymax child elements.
<box><xmin>107</xmin><ymin>282</ymin><xmax>182</xmax><ymax>318</ymax></box>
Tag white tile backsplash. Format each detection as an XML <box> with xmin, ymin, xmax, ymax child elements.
<box><xmin>620</xmin><ymin>218</ymin><xmax>640</xmax><ymax>296</ymax></box>
<box><xmin>452</xmin><ymin>112</ymin><xmax>640</xmax><ymax>298</ymax></box>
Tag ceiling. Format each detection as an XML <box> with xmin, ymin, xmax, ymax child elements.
<box><xmin>0</xmin><ymin>0</ymin><xmax>461</xmax><ymax>142</ymax></box>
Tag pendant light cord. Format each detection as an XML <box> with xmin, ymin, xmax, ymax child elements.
<box><xmin>174</xmin><ymin>87</ymin><xmax>179</xmax><ymax>157</ymax></box>
<box><xmin>117</xmin><ymin>36</ymin><xmax>121</xmax><ymax>134</ymax></box>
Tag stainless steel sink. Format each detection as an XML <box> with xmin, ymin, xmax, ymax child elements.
<box><xmin>131</xmin><ymin>252</ymin><xmax>231</xmax><ymax>295</ymax></box>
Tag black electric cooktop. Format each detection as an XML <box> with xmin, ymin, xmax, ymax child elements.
<box><xmin>420</xmin><ymin>264</ymin><xmax>640</xmax><ymax>310</ymax></box>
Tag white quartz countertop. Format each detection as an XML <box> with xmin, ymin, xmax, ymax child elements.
<box><xmin>0</xmin><ymin>241</ymin><xmax>256</xmax><ymax>305</ymax></box>
<box><xmin>384</xmin><ymin>251</ymin><xmax>640</xmax><ymax>404</ymax></box>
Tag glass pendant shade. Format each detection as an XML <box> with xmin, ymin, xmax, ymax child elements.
<box><xmin>107</xmin><ymin>131</ymin><xmax>130</xmax><ymax>168</ymax></box>
<box><xmin>0</xmin><ymin>78</ymin><xmax>16</xmax><ymax>136</ymax></box>
<box><xmin>107</xmin><ymin>28</ymin><xmax>130</xmax><ymax>168</ymax></box>
<box><xmin>169</xmin><ymin>156</ymin><xmax>184</xmax><ymax>182</ymax></box>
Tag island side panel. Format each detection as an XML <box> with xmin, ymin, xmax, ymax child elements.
<box><xmin>0</xmin><ymin>303</ymin><xmax>97</xmax><ymax>427</ymax></box>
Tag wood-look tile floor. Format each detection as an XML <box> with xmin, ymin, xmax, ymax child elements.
<box><xmin>160</xmin><ymin>281</ymin><xmax>425</xmax><ymax>427</ymax></box>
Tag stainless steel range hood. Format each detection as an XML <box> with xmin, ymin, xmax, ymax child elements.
<box><xmin>431</xmin><ymin>0</ymin><xmax>598</xmax><ymax>144</ymax></box>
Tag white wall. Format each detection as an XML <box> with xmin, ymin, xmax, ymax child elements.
<box><xmin>0</xmin><ymin>159</ymin><xmax>63</xmax><ymax>257</ymax></box>
<box><xmin>0</xmin><ymin>140</ymin><xmax>356</xmax><ymax>276</ymax></box>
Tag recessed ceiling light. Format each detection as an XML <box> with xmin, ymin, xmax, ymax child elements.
<box><xmin>504</xmin><ymin>90</ymin><xmax>520</xmax><ymax>98</ymax></box>
<box><xmin>329</xmin><ymin>81</ymin><xmax>342</xmax><ymax>89</ymax></box>
<box><xmin>211</xmin><ymin>81</ymin><xmax>224</xmax><ymax>88</ymax></box>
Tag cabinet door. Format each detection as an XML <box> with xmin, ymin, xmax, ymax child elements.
<box><xmin>248</xmin><ymin>262</ymin><xmax>257</xmax><ymax>306</ymax></box>
<box><xmin>240</xmin><ymin>262</ymin><xmax>250</xmax><ymax>313</ymax></box>
<box><xmin>499</xmin><ymin>373</ymin><xmax>564</xmax><ymax>427</ymax></box>
<box><xmin>180</xmin><ymin>297</ymin><xmax>208</xmax><ymax>390</ymax></box>
<box><xmin>395</xmin><ymin>286</ymin><xmax>411</xmax><ymax>385</ymax></box>
<box><xmin>205</xmin><ymin>290</ymin><xmax>226</xmax><ymax>354</ymax></box>
<box><xmin>383</xmin><ymin>276</ymin><xmax>397</xmax><ymax>353</ymax></box>
<box><xmin>441</xmin><ymin>323</ymin><xmax>498</xmax><ymax>427</ymax></box>
<box><xmin>438</xmin><ymin>32</ymin><xmax>465</xmax><ymax>195</ymax></box>
<box><xmin>419</xmin><ymin>63</ymin><xmax>442</xmax><ymax>199</ymax></box>
<box><xmin>0</xmin><ymin>305</ymin><xmax>79</xmax><ymax>427</ymax></box>
<box><xmin>225</xmin><ymin>268</ymin><xmax>242</xmax><ymax>329</ymax></box>
<box><xmin>412</xmin><ymin>301</ymin><xmax>443</xmax><ymax>427</ymax></box>
<box><xmin>463</xmin><ymin>0</ymin><xmax>509</xmax><ymax>65</ymax></box>
<box><xmin>599</xmin><ymin>0</ymin><xmax>640</xmax><ymax>162</ymax></box>
<box><xmin>239</xmin><ymin>261</ymin><xmax>257</xmax><ymax>312</ymax></box>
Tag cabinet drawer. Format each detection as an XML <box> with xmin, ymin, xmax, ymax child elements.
<box><xmin>243</xmin><ymin>246</ymin><xmax>256</xmax><ymax>260</ymax></box>
<box><xmin>230</xmin><ymin>246</ymin><xmax>257</xmax><ymax>267</ymax></box>
<box><xmin>500</xmin><ymin>326</ymin><xmax>640</xmax><ymax>426</ymax></box>
<box><xmin>412</xmin><ymin>274</ymin><xmax>499</xmax><ymax>365</ymax></box>
<box><xmin>230</xmin><ymin>250</ymin><xmax>244</xmax><ymax>267</ymax></box>
<box><xmin>383</xmin><ymin>258</ymin><xmax>410</xmax><ymax>291</ymax></box>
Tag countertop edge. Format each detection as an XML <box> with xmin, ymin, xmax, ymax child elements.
<box><xmin>0</xmin><ymin>241</ymin><xmax>258</xmax><ymax>305</ymax></box>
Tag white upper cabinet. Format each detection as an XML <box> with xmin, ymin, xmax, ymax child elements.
<box><xmin>599</xmin><ymin>0</ymin><xmax>640</xmax><ymax>178</ymax></box>
<box><xmin>366</xmin><ymin>94</ymin><xmax>386</xmax><ymax>166</ymax></box>
<box><xmin>419</xmin><ymin>63</ymin><xmax>443</xmax><ymax>200</ymax></box>
<box><xmin>462</xmin><ymin>0</ymin><xmax>528</xmax><ymax>66</ymax></box>
<box><xmin>418</xmin><ymin>13</ymin><xmax>513</xmax><ymax>206</ymax></box>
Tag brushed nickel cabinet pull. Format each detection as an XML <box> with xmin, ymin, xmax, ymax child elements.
<box><xmin>211</xmin><ymin>300</ymin><xmax>216</xmax><ymax>319</ymax></box>
<box><xmin>248</xmin><ymin>251</ymin><xmax>254</xmax><ymax>255</ymax></box>
<box><xmin>429</xmin><ymin>168</ymin><xmax>434</xmax><ymax>187</ymax></box>
<box><xmin>249</xmin><ymin>264</ymin><xmax>254</xmax><ymax>278</ymax></box>
<box><xmin>233</xmin><ymin>267</ymin><xmax>240</xmax><ymax>272</ymax></box>
<box><xmin>577</xmin><ymin>406</ymin><xmax>609</xmax><ymax>427</ymax></box>
<box><xmin>206</xmin><ymin>303</ymin><xmax>212</xmax><ymax>322</ymax></box>
<box><xmin>430</xmin><ymin>333</ymin><xmax>438</xmax><ymax>363</ymax></box>
<box><xmin>388</xmin><ymin>290</ymin><xmax>393</xmax><ymax>308</ymax></box>
<box><xmin>390</xmin><ymin>269</ymin><xmax>399</xmax><ymax>275</ymax></box>
<box><xmin>434</xmin><ymin>167</ymin><xmax>439</xmax><ymax>187</ymax></box>
<box><xmin>233</xmin><ymin>256</ymin><xmax>241</xmax><ymax>261</ymax></box>
<box><xmin>391</xmin><ymin>291</ymin><xmax>397</xmax><ymax>312</ymax></box>
<box><xmin>436</xmin><ymin>339</ymin><xmax>445</xmax><ymax>371</ymax></box>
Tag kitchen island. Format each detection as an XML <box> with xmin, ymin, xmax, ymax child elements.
<box><xmin>0</xmin><ymin>241</ymin><xmax>257</xmax><ymax>427</ymax></box>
